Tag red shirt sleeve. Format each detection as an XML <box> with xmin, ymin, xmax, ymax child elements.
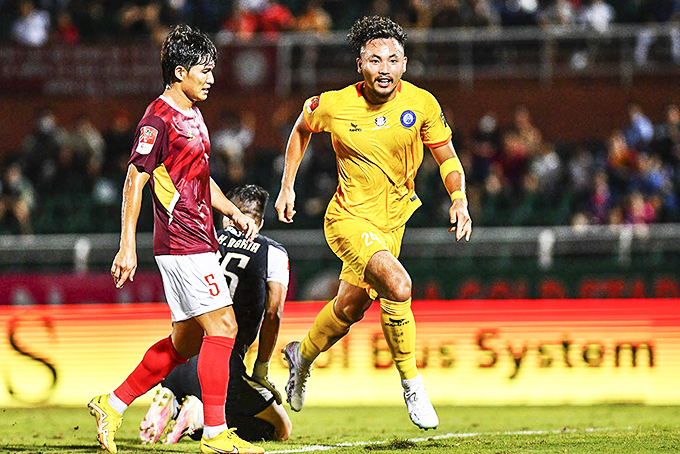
<box><xmin>128</xmin><ymin>115</ymin><xmax>168</xmax><ymax>175</ymax></box>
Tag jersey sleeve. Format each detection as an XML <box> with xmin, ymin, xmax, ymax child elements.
<box><xmin>128</xmin><ymin>115</ymin><xmax>168</xmax><ymax>174</ymax></box>
<box><xmin>301</xmin><ymin>92</ymin><xmax>331</xmax><ymax>133</ymax></box>
<box><xmin>266</xmin><ymin>243</ymin><xmax>289</xmax><ymax>289</ymax></box>
<box><xmin>420</xmin><ymin>91</ymin><xmax>452</xmax><ymax>149</ymax></box>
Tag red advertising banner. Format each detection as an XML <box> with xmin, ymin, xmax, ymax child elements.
<box><xmin>0</xmin><ymin>272</ymin><xmax>165</xmax><ymax>305</ymax></box>
<box><xmin>0</xmin><ymin>299</ymin><xmax>677</xmax><ymax>407</ymax></box>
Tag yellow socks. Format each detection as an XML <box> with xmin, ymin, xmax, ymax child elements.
<box><xmin>300</xmin><ymin>298</ymin><xmax>351</xmax><ymax>362</ymax></box>
<box><xmin>380</xmin><ymin>297</ymin><xmax>418</xmax><ymax>380</ymax></box>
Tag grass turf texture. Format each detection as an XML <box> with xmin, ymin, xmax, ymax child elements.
<box><xmin>2</xmin><ymin>405</ymin><xmax>680</xmax><ymax>453</ymax></box>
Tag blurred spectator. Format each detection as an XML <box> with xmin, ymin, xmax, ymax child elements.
<box><xmin>54</xmin><ymin>11</ymin><xmax>79</xmax><ymax>45</ymax></box>
<box><xmin>654</xmin><ymin>103</ymin><xmax>680</xmax><ymax>166</ymax></box>
<box><xmin>118</xmin><ymin>0</ymin><xmax>168</xmax><ymax>43</ymax></box>
<box><xmin>624</xmin><ymin>103</ymin><xmax>654</xmax><ymax>152</ymax></box>
<box><xmin>211</xmin><ymin>110</ymin><xmax>256</xmax><ymax>191</ymax></box>
<box><xmin>296</xmin><ymin>0</ymin><xmax>332</xmax><ymax>32</ymax></box>
<box><xmin>513</xmin><ymin>105</ymin><xmax>543</xmax><ymax>156</ymax></box>
<box><xmin>634</xmin><ymin>0</ymin><xmax>680</xmax><ymax>66</ymax></box>
<box><xmin>259</xmin><ymin>0</ymin><xmax>296</xmax><ymax>36</ymax></box>
<box><xmin>567</xmin><ymin>143</ymin><xmax>596</xmax><ymax>208</ymax></box>
<box><xmin>606</xmin><ymin>129</ymin><xmax>640</xmax><ymax>195</ymax></box>
<box><xmin>0</xmin><ymin>161</ymin><xmax>36</xmax><ymax>235</ymax></box>
<box><xmin>591</xmin><ymin>170</ymin><xmax>612</xmax><ymax>224</ymax></box>
<box><xmin>499</xmin><ymin>130</ymin><xmax>530</xmax><ymax>194</ymax></box>
<box><xmin>11</xmin><ymin>0</ymin><xmax>50</xmax><ymax>46</ymax></box>
<box><xmin>69</xmin><ymin>114</ymin><xmax>105</xmax><ymax>182</ymax></box>
<box><xmin>498</xmin><ymin>0</ymin><xmax>540</xmax><ymax>27</ymax></box>
<box><xmin>20</xmin><ymin>109</ymin><xmax>68</xmax><ymax>194</ymax></box>
<box><xmin>538</xmin><ymin>0</ymin><xmax>578</xmax><ymax>26</ymax></box>
<box><xmin>213</xmin><ymin>110</ymin><xmax>256</xmax><ymax>165</ymax></box>
<box><xmin>529</xmin><ymin>142</ymin><xmax>563</xmax><ymax>195</ymax></box>
<box><xmin>578</xmin><ymin>0</ymin><xmax>615</xmax><ymax>34</ymax></box>
<box><xmin>470</xmin><ymin>111</ymin><xmax>501</xmax><ymax>184</ymax></box>
<box><xmin>68</xmin><ymin>0</ymin><xmax>117</xmax><ymax>43</ymax></box>
<box><xmin>625</xmin><ymin>190</ymin><xmax>657</xmax><ymax>224</ymax></box>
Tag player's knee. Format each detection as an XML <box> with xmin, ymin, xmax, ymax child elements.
<box><xmin>337</xmin><ymin>299</ymin><xmax>371</xmax><ymax>324</ymax></box>
<box><xmin>388</xmin><ymin>277</ymin><xmax>412</xmax><ymax>303</ymax></box>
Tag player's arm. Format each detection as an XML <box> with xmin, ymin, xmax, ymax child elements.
<box><xmin>251</xmin><ymin>281</ymin><xmax>287</xmax><ymax>404</ymax></box>
<box><xmin>111</xmin><ymin>164</ymin><xmax>150</xmax><ymax>288</ymax></box>
<box><xmin>210</xmin><ymin>177</ymin><xmax>257</xmax><ymax>241</ymax></box>
<box><xmin>257</xmin><ymin>280</ymin><xmax>286</xmax><ymax>365</ymax></box>
<box><xmin>251</xmin><ymin>244</ymin><xmax>289</xmax><ymax>404</ymax></box>
<box><xmin>430</xmin><ymin>141</ymin><xmax>472</xmax><ymax>241</ymax></box>
<box><xmin>275</xmin><ymin>111</ymin><xmax>314</xmax><ymax>223</ymax></box>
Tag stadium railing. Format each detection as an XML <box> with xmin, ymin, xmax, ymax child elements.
<box><xmin>2</xmin><ymin>224</ymin><xmax>680</xmax><ymax>273</ymax></box>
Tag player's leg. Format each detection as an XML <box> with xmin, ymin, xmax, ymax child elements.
<box><xmin>87</xmin><ymin>333</ymin><xmax>190</xmax><ymax>453</ymax></box>
<box><xmin>195</xmin><ymin>306</ymin><xmax>264</xmax><ymax>454</ymax></box>
<box><xmin>364</xmin><ymin>250</ymin><xmax>439</xmax><ymax>430</ymax></box>
<box><xmin>285</xmin><ymin>280</ymin><xmax>372</xmax><ymax>411</ymax></box>
<box><xmin>300</xmin><ymin>281</ymin><xmax>373</xmax><ymax>361</ymax></box>
<box><xmin>138</xmin><ymin>323</ymin><xmax>203</xmax><ymax>444</ymax></box>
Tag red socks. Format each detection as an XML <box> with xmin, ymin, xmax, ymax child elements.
<box><xmin>198</xmin><ymin>336</ymin><xmax>235</xmax><ymax>427</ymax></box>
<box><xmin>114</xmin><ymin>335</ymin><xmax>187</xmax><ymax>405</ymax></box>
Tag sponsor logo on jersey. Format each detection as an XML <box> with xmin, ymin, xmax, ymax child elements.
<box><xmin>400</xmin><ymin>110</ymin><xmax>416</xmax><ymax>128</ymax></box>
<box><xmin>440</xmin><ymin>111</ymin><xmax>449</xmax><ymax>128</ymax></box>
<box><xmin>349</xmin><ymin>122</ymin><xmax>362</xmax><ymax>132</ymax></box>
<box><xmin>372</xmin><ymin>116</ymin><xmax>389</xmax><ymax>130</ymax></box>
<box><xmin>136</xmin><ymin>126</ymin><xmax>158</xmax><ymax>155</ymax></box>
<box><xmin>306</xmin><ymin>96</ymin><xmax>320</xmax><ymax>114</ymax></box>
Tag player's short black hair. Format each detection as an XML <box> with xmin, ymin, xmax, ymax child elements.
<box><xmin>227</xmin><ymin>184</ymin><xmax>269</xmax><ymax>225</ymax></box>
<box><xmin>161</xmin><ymin>24</ymin><xmax>217</xmax><ymax>87</ymax></box>
<box><xmin>347</xmin><ymin>16</ymin><xmax>407</xmax><ymax>53</ymax></box>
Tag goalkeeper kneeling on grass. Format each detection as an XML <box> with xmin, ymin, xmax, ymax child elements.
<box><xmin>139</xmin><ymin>185</ymin><xmax>292</xmax><ymax>444</ymax></box>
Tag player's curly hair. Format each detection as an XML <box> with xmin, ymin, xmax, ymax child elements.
<box><xmin>347</xmin><ymin>16</ymin><xmax>407</xmax><ymax>53</ymax></box>
<box><xmin>227</xmin><ymin>184</ymin><xmax>269</xmax><ymax>225</ymax></box>
<box><xmin>161</xmin><ymin>24</ymin><xmax>217</xmax><ymax>87</ymax></box>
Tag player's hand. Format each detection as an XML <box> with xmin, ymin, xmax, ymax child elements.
<box><xmin>449</xmin><ymin>198</ymin><xmax>472</xmax><ymax>241</ymax></box>
<box><xmin>111</xmin><ymin>245</ymin><xmax>137</xmax><ymax>289</ymax></box>
<box><xmin>232</xmin><ymin>212</ymin><xmax>258</xmax><ymax>241</ymax></box>
<box><xmin>275</xmin><ymin>187</ymin><xmax>296</xmax><ymax>223</ymax></box>
<box><xmin>251</xmin><ymin>360</ymin><xmax>282</xmax><ymax>404</ymax></box>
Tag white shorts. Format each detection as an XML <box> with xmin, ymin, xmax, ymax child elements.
<box><xmin>155</xmin><ymin>252</ymin><xmax>233</xmax><ymax>322</ymax></box>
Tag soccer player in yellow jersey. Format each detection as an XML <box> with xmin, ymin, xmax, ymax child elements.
<box><xmin>275</xmin><ymin>15</ymin><xmax>472</xmax><ymax>430</ymax></box>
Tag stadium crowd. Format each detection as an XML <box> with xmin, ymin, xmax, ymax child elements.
<box><xmin>1</xmin><ymin>99</ymin><xmax>679</xmax><ymax>235</ymax></box>
<box><xmin>1</xmin><ymin>0</ymin><xmax>679</xmax><ymax>47</ymax></box>
<box><xmin>0</xmin><ymin>0</ymin><xmax>679</xmax><ymax>235</ymax></box>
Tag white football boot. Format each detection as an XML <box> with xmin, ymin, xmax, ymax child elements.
<box><xmin>283</xmin><ymin>341</ymin><xmax>311</xmax><ymax>412</ymax></box>
<box><xmin>139</xmin><ymin>386</ymin><xmax>175</xmax><ymax>444</ymax></box>
<box><xmin>163</xmin><ymin>395</ymin><xmax>203</xmax><ymax>444</ymax></box>
<box><xmin>402</xmin><ymin>374</ymin><xmax>439</xmax><ymax>430</ymax></box>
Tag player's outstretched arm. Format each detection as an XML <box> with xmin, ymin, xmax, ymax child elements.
<box><xmin>210</xmin><ymin>178</ymin><xmax>257</xmax><ymax>241</ymax></box>
<box><xmin>430</xmin><ymin>141</ymin><xmax>472</xmax><ymax>241</ymax></box>
<box><xmin>275</xmin><ymin>112</ymin><xmax>313</xmax><ymax>223</ymax></box>
<box><xmin>111</xmin><ymin>164</ymin><xmax>150</xmax><ymax>288</ymax></box>
<box><xmin>251</xmin><ymin>280</ymin><xmax>287</xmax><ymax>404</ymax></box>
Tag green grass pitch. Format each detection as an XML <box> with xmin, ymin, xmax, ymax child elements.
<box><xmin>2</xmin><ymin>404</ymin><xmax>680</xmax><ymax>453</ymax></box>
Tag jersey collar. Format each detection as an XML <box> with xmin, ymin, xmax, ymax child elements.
<box><xmin>159</xmin><ymin>95</ymin><xmax>196</xmax><ymax>118</ymax></box>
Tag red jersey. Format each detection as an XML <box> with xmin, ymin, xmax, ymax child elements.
<box><xmin>129</xmin><ymin>96</ymin><xmax>218</xmax><ymax>256</ymax></box>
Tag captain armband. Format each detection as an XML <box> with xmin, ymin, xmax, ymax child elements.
<box><xmin>439</xmin><ymin>157</ymin><xmax>467</xmax><ymax>203</ymax></box>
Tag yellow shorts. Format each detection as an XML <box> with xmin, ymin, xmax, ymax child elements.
<box><xmin>324</xmin><ymin>207</ymin><xmax>405</xmax><ymax>293</ymax></box>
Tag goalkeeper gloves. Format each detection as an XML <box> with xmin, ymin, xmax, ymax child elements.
<box><xmin>251</xmin><ymin>360</ymin><xmax>282</xmax><ymax>405</ymax></box>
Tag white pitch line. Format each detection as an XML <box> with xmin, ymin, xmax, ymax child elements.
<box><xmin>267</xmin><ymin>427</ymin><xmax>627</xmax><ymax>453</ymax></box>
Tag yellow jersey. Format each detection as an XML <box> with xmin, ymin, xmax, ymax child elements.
<box><xmin>303</xmin><ymin>80</ymin><xmax>452</xmax><ymax>231</ymax></box>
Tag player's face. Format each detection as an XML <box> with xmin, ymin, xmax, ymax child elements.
<box><xmin>179</xmin><ymin>61</ymin><xmax>215</xmax><ymax>102</ymax></box>
<box><xmin>357</xmin><ymin>38</ymin><xmax>407</xmax><ymax>104</ymax></box>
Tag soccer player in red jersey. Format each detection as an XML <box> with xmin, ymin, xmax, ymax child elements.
<box><xmin>88</xmin><ymin>25</ymin><xmax>264</xmax><ymax>454</ymax></box>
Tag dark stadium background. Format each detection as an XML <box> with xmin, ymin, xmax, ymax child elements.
<box><xmin>0</xmin><ymin>1</ymin><xmax>678</xmax><ymax>306</ymax></box>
